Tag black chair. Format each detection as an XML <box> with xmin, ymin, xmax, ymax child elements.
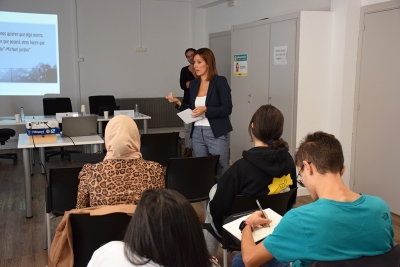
<box><xmin>140</xmin><ymin>132</ymin><xmax>181</xmax><ymax>166</ymax></box>
<box><xmin>165</xmin><ymin>155</ymin><xmax>219</xmax><ymax>202</ymax></box>
<box><xmin>204</xmin><ymin>188</ymin><xmax>298</xmax><ymax>267</ymax></box>
<box><xmin>308</xmin><ymin>244</ymin><xmax>400</xmax><ymax>267</ymax></box>
<box><xmin>88</xmin><ymin>95</ymin><xmax>117</xmax><ymax>135</ymax></box>
<box><xmin>44</xmin><ymin>166</ymin><xmax>82</xmax><ymax>250</ymax></box>
<box><xmin>0</xmin><ymin>128</ymin><xmax>18</xmax><ymax>164</ymax></box>
<box><xmin>43</xmin><ymin>97</ymin><xmax>73</xmax><ymax>116</ymax></box>
<box><xmin>70</xmin><ymin>212</ymin><xmax>132</xmax><ymax>267</ymax></box>
<box><xmin>70</xmin><ymin>153</ymin><xmax>105</xmax><ymax>164</ymax></box>
<box><xmin>42</xmin><ymin>97</ymin><xmax>81</xmax><ymax>161</ymax></box>
<box><xmin>88</xmin><ymin>95</ymin><xmax>116</xmax><ymax>115</ymax></box>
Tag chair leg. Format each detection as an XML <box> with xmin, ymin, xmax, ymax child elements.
<box><xmin>223</xmin><ymin>249</ymin><xmax>228</xmax><ymax>267</ymax></box>
<box><xmin>44</xmin><ymin>206</ymin><xmax>47</xmax><ymax>250</ymax></box>
<box><xmin>46</xmin><ymin>213</ymin><xmax>52</xmax><ymax>254</ymax></box>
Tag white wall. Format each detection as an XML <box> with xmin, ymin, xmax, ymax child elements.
<box><xmin>76</xmin><ymin>0</ymin><xmax>193</xmax><ymax>109</ymax></box>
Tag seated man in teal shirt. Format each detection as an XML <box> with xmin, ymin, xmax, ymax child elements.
<box><xmin>233</xmin><ymin>131</ymin><xmax>394</xmax><ymax>267</ymax></box>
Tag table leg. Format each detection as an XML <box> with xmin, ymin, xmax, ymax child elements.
<box><xmin>30</xmin><ymin>148</ymin><xmax>35</xmax><ymax>165</ymax></box>
<box><xmin>39</xmin><ymin>147</ymin><xmax>46</xmax><ymax>174</ymax></box>
<box><xmin>23</xmin><ymin>148</ymin><xmax>33</xmax><ymax>218</ymax></box>
<box><xmin>143</xmin><ymin>119</ymin><xmax>148</xmax><ymax>134</ymax></box>
<box><xmin>29</xmin><ymin>148</ymin><xmax>33</xmax><ymax>175</ymax></box>
<box><xmin>98</xmin><ymin>121</ymin><xmax>104</xmax><ymax>151</ymax></box>
<box><xmin>93</xmin><ymin>144</ymin><xmax>99</xmax><ymax>153</ymax></box>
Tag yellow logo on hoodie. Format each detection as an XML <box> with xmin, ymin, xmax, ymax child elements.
<box><xmin>268</xmin><ymin>174</ymin><xmax>293</xmax><ymax>194</ymax></box>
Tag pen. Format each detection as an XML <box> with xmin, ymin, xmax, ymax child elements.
<box><xmin>256</xmin><ymin>199</ymin><xmax>267</xmax><ymax>219</ymax></box>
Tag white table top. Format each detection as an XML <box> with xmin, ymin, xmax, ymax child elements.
<box><xmin>17</xmin><ymin>133</ymin><xmax>104</xmax><ymax>149</ymax></box>
<box><xmin>97</xmin><ymin>113</ymin><xmax>151</xmax><ymax>121</ymax></box>
<box><xmin>0</xmin><ymin>116</ymin><xmax>55</xmax><ymax>126</ymax></box>
<box><xmin>0</xmin><ymin>114</ymin><xmax>151</xmax><ymax>126</ymax></box>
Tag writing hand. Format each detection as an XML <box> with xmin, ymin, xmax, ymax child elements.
<box><xmin>192</xmin><ymin>106</ymin><xmax>206</xmax><ymax>118</ymax></box>
<box><xmin>247</xmin><ymin>211</ymin><xmax>272</xmax><ymax>228</ymax></box>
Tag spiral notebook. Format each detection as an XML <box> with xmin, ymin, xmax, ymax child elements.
<box><xmin>222</xmin><ymin>208</ymin><xmax>282</xmax><ymax>242</ymax></box>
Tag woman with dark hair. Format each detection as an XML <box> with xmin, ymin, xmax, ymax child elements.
<box><xmin>205</xmin><ymin>105</ymin><xmax>297</xmax><ymax>254</ymax></box>
<box><xmin>166</xmin><ymin>48</ymin><xmax>233</xmax><ymax>174</ymax></box>
<box><xmin>87</xmin><ymin>189</ymin><xmax>219</xmax><ymax>267</ymax></box>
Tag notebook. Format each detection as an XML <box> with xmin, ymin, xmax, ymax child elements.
<box><xmin>61</xmin><ymin>116</ymin><xmax>98</xmax><ymax>137</ymax></box>
<box><xmin>98</xmin><ymin>106</ymin><xmax>120</xmax><ymax>116</ymax></box>
<box><xmin>222</xmin><ymin>208</ymin><xmax>282</xmax><ymax>242</ymax></box>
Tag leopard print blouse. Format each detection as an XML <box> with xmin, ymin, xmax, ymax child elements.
<box><xmin>76</xmin><ymin>158</ymin><xmax>165</xmax><ymax>209</ymax></box>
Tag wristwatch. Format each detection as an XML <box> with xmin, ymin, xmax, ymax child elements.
<box><xmin>239</xmin><ymin>220</ymin><xmax>253</xmax><ymax>232</ymax></box>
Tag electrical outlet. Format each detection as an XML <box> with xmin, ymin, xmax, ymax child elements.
<box><xmin>142</xmin><ymin>47</ymin><xmax>147</xmax><ymax>52</ymax></box>
<box><xmin>136</xmin><ymin>47</ymin><xmax>141</xmax><ymax>52</ymax></box>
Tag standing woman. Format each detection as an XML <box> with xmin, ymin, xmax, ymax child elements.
<box><xmin>167</xmin><ymin>48</ymin><xmax>233</xmax><ymax>174</ymax></box>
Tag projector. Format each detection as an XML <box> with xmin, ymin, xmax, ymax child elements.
<box><xmin>26</xmin><ymin>119</ymin><xmax>59</xmax><ymax>129</ymax></box>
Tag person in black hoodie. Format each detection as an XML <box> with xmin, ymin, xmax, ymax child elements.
<box><xmin>208</xmin><ymin>105</ymin><xmax>297</xmax><ymax>240</ymax></box>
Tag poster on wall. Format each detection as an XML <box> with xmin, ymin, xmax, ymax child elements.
<box><xmin>233</xmin><ymin>54</ymin><xmax>248</xmax><ymax>76</ymax></box>
<box><xmin>273</xmin><ymin>46</ymin><xmax>288</xmax><ymax>65</ymax></box>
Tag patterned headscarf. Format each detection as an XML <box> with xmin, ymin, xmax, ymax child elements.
<box><xmin>104</xmin><ymin>115</ymin><xmax>142</xmax><ymax>160</ymax></box>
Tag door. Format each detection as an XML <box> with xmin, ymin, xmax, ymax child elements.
<box><xmin>352</xmin><ymin>5</ymin><xmax>400</xmax><ymax>214</ymax></box>
<box><xmin>230</xmin><ymin>24</ymin><xmax>270</xmax><ymax>163</ymax></box>
<box><xmin>210</xmin><ymin>31</ymin><xmax>231</xmax><ymax>86</ymax></box>
<box><xmin>269</xmin><ymin>19</ymin><xmax>297</xmax><ymax>155</ymax></box>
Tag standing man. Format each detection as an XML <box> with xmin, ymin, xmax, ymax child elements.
<box><xmin>233</xmin><ymin>131</ymin><xmax>394</xmax><ymax>267</ymax></box>
<box><xmin>180</xmin><ymin>48</ymin><xmax>196</xmax><ymax>157</ymax></box>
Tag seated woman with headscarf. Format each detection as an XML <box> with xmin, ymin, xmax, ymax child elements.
<box><xmin>76</xmin><ymin>115</ymin><xmax>165</xmax><ymax>209</ymax></box>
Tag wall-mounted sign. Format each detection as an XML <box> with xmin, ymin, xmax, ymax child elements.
<box><xmin>274</xmin><ymin>46</ymin><xmax>288</xmax><ymax>65</ymax></box>
<box><xmin>234</xmin><ymin>54</ymin><xmax>248</xmax><ymax>76</ymax></box>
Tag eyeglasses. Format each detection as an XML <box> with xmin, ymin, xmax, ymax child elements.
<box><xmin>296</xmin><ymin>162</ymin><xmax>311</xmax><ymax>188</ymax></box>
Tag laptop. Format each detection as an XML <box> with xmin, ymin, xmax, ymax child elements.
<box><xmin>61</xmin><ymin>116</ymin><xmax>98</xmax><ymax>137</ymax></box>
<box><xmin>98</xmin><ymin>106</ymin><xmax>120</xmax><ymax>116</ymax></box>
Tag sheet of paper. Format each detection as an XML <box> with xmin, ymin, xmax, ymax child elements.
<box><xmin>222</xmin><ymin>208</ymin><xmax>282</xmax><ymax>242</ymax></box>
<box><xmin>177</xmin><ymin>108</ymin><xmax>204</xmax><ymax>124</ymax></box>
<box><xmin>274</xmin><ymin>46</ymin><xmax>288</xmax><ymax>65</ymax></box>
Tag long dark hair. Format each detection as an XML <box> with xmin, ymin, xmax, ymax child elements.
<box><xmin>248</xmin><ymin>104</ymin><xmax>289</xmax><ymax>149</ymax></box>
<box><xmin>123</xmin><ymin>189</ymin><xmax>214</xmax><ymax>267</ymax></box>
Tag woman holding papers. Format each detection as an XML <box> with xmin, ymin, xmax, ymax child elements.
<box><xmin>166</xmin><ymin>48</ymin><xmax>233</xmax><ymax>174</ymax></box>
<box><xmin>206</xmin><ymin>105</ymin><xmax>297</xmax><ymax>254</ymax></box>
<box><xmin>88</xmin><ymin>189</ymin><xmax>220</xmax><ymax>267</ymax></box>
<box><xmin>76</xmin><ymin>115</ymin><xmax>165</xmax><ymax>209</ymax></box>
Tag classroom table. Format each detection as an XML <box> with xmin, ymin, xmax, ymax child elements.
<box><xmin>17</xmin><ymin>133</ymin><xmax>104</xmax><ymax>218</ymax></box>
<box><xmin>0</xmin><ymin>113</ymin><xmax>152</xmax><ymax>134</ymax></box>
<box><xmin>97</xmin><ymin>113</ymin><xmax>151</xmax><ymax>134</ymax></box>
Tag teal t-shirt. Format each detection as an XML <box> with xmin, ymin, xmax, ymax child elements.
<box><xmin>263</xmin><ymin>194</ymin><xmax>394</xmax><ymax>267</ymax></box>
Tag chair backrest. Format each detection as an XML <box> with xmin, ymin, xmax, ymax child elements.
<box><xmin>45</xmin><ymin>167</ymin><xmax>82</xmax><ymax>216</ymax></box>
<box><xmin>140</xmin><ymin>132</ymin><xmax>181</xmax><ymax>166</ymax></box>
<box><xmin>43</xmin><ymin>97</ymin><xmax>73</xmax><ymax>115</ymax></box>
<box><xmin>70</xmin><ymin>212</ymin><xmax>132</xmax><ymax>267</ymax></box>
<box><xmin>70</xmin><ymin>153</ymin><xmax>105</xmax><ymax>164</ymax></box>
<box><xmin>308</xmin><ymin>244</ymin><xmax>400</xmax><ymax>267</ymax></box>
<box><xmin>88</xmin><ymin>95</ymin><xmax>116</xmax><ymax>115</ymax></box>
<box><xmin>0</xmin><ymin>128</ymin><xmax>16</xmax><ymax>145</ymax></box>
<box><xmin>165</xmin><ymin>155</ymin><xmax>219</xmax><ymax>202</ymax></box>
<box><xmin>229</xmin><ymin>188</ymin><xmax>298</xmax><ymax>216</ymax></box>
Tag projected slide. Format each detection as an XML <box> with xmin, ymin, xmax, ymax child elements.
<box><xmin>0</xmin><ymin>11</ymin><xmax>60</xmax><ymax>95</ymax></box>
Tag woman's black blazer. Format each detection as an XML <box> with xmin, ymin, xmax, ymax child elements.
<box><xmin>178</xmin><ymin>75</ymin><xmax>233</xmax><ymax>138</ymax></box>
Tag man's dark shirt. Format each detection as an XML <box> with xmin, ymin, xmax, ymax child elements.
<box><xmin>180</xmin><ymin>65</ymin><xmax>195</xmax><ymax>105</ymax></box>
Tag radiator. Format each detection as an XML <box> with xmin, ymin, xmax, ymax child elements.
<box><xmin>116</xmin><ymin>97</ymin><xmax>183</xmax><ymax>129</ymax></box>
